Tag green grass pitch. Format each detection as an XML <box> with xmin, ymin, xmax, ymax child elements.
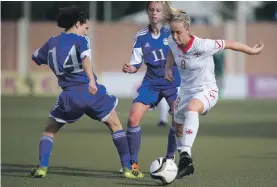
<box><xmin>1</xmin><ymin>96</ymin><xmax>277</xmax><ymax>187</ymax></box>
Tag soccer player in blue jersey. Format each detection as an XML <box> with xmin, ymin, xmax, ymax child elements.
<box><xmin>29</xmin><ymin>5</ymin><xmax>143</xmax><ymax>179</ymax></box>
<box><xmin>122</xmin><ymin>1</ymin><xmax>180</xmax><ymax>172</ymax></box>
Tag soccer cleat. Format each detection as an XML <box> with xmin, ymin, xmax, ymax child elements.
<box><xmin>122</xmin><ymin>168</ymin><xmax>144</xmax><ymax>179</ymax></box>
<box><xmin>30</xmin><ymin>166</ymin><xmax>48</xmax><ymax>178</ymax></box>
<box><xmin>119</xmin><ymin>161</ymin><xmax>140</xmax><ymax>174</ymax></box>
<box><xmin>157</xmin><ymin>121</ymin><xmax>168</xmax><ymax>127</ymax></box>
<box><xmin>176</xmin><ymin>152</ymin><xmax>194</xmax><ymax>179</ymax></box>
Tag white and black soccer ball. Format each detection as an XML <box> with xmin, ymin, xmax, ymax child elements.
<box><xmin>149</xmin><ymin>157</ymin><xmax>178</xmax><ymax>186</ymax></box>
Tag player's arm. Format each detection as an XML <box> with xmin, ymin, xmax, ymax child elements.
<box><xmin>165</xmin><ymin>49</ymin><xmax>175</xmax><ymax>81</ymax></box>
<box><xmin>82</xmin><ymin>57</ymin><xmax>97</xmax><ymax>95</ymax></box>
<box><xmin>122</xmin><ymin>35</ymin><xmax>143</xmax><ymax>74</ymax></box>
<box><xmin>80</xmin><ymin>36</ymin><xmax>97</xmax><ymax>94</ymax></box>
<box><xmin>32</xmin><ymin>41</ymin><xmax>48</xmax><ymax>66</ymax></box>
<box><xmin>80</xmin><ymin>36</ymin><xmax>94</xmax><ymax>81</ymax></box>
<box><xmin>82</xmin><ymin>57</ymin><xmax>95</xmax><ymax>82</ymax></box>
<box><xmin>224</xmin><ymin>40</ymin><xmax>264</xmax><ymax>55</ymax></box>
<box><xmin>199</xmin><ymin>38</ymin><xmax>263</xmax><ymax>56</ymax></box>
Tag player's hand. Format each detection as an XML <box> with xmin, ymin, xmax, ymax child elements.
<box><xmin>122</xmin><ymin>63</ymin><xmax>137</xmax><ymax>74</ymax></box>
<box><xmin>249</xmin><ymin>42</ymin><xmax>264</xmax><ymax>55</ymax></box>
<box><xmin>165</xmin><ymin>68</ymin><xmax>173</xmax><ymax>81</ymax></box>
<box><xmin>89</xmin><ymin>80</ymin><xmax>98</xmax><ymax>95</ymax></box>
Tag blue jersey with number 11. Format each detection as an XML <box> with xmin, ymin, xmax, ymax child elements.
<box><xmin>32</xmin><ymin>32</ymin><xmax>97</xmax><ymax>89</ymax></box>
<box><xmin>130</xmin><ymin>26</ymin><xmax>180</xmax><ymax>90</ymax></box>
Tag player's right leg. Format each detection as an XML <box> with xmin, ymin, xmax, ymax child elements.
<box><xmin>173</xmin><ymin>94</ymin><xmax>196</xmax><ymax>179</ymax></box>
<box><xmin>30</xmin><ymin>117</ymin><xmax>65</xmax><ymax>178</ymax></box>
<box><xmin>174</xmin><ymin>89</ymin><xmax>219</xmax><ymax>179</ymax></box>
<box><xmin>30</xmin><ymin>91</ymin><xmax>84</xmax><ymax>178</ymax></box>
<box><xmin>126</xmin><ymin>85</ymin><xmax>159</xmax><ymax>171</ymax></box>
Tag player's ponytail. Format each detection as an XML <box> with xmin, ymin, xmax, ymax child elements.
<box><xmin>56</xmin><ymin>5</ymin><xmax>88</xmax><ymax>31</ymax></box>
<box><xmin>161</xmin><ymin>3</ymin><xmax>191</xmax><ymax>30</ymax></box>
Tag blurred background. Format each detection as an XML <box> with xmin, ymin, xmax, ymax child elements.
<box><xmin>1</xmin><ymin>1</ymin><xmax>277</xmax><ymax>99</ymax></box>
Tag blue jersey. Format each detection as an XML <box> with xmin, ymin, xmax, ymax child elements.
<box><xmin>32</xmin><ymin>32</ymin><xmax>97</xmax><ymax>89</ymax></box>
<box><xmin>130</xmin><ymin>25</ymin><xmax>180</xmax><ymax>90</ymax></box>
<box><xmin>32</xmin><ymin>32</ymin><xmax>118</xmax><ymax>123</ymax></box>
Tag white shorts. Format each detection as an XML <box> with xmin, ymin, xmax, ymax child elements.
<box><xmin>174</xmin><ymin>88</ymin><xmax>219</xmax><ymax>124</ymax></box>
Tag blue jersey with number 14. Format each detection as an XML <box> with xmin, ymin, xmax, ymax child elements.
<box><xmin>32</xmin><ymin>32</ymin><xmax>97</xmax><ymax>89</ymax></box>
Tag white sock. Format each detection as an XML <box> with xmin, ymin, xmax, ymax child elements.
<box><xmin>176</xmin><ymin>111</ymin><xmax>199</xmax><ymax>156</ymax></box>
<box><xmin>159</xmin><ymin>98</ymin><xmax>169</xmax><ymax>123</ymax></box>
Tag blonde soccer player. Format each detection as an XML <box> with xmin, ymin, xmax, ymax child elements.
<box><xmin>164</xmin><ymin>10</ymin><xmax>264</xmax><ymax>179</ymax></box>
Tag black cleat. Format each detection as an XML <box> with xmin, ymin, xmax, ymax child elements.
<box><xmin>157</xmin><ymin>121</ymin><xmax>168</xmax><ymax>127</ymax></box>
<box><xmin>176</xmin><ymin>152</ymin><xmax>194</xmax><ymax>179</ymax></box>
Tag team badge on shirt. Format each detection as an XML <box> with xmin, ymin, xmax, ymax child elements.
<box><xmin>163</xmin><ymin>38</ymin><xmax>168</xmax><ymax>46</ymax></box>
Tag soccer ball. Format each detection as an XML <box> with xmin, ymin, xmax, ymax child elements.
<box><xmin>149</xmin><ymin>157</ymin><xmax>178</xmax><ymax>185</ymax></box>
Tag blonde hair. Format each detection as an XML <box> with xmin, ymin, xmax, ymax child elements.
<box><xmin>162</xmin><ymin>5</ymin><xmax>191</xmax><ymax>29</ymax></box>
<box><xmin>145</xmin><ymin>1</ymin><xmax>191</xmax><ymax>30</ymax></box>
<box><xmin>145</xmin><ymin>1</ymin><xmax>171</xmax><ymax>12</ymax></box>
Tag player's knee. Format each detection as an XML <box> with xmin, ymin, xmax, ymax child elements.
<box><xmin>44</xmin><ymin>117</ymin><xmax>64</xmax><ymax>135</ymax></box>
<box><xmin>128</xmin><ymin>115</ymin><xmax>141</xmax><ymax>127</ymax></box>
<box><xmin>42</xmin><ymin>132</ymin><xmax>56</xmax><ymax>138</ymax></box>
<box><xmin>187</xmin><ymin>103</ymin><xmax>198</xmax><ymax>112</ymax></box>
<box><xmin>107</xmin><ymin>122</ymin><xmax>122</xmax><ymax>132</ymax></box>
<box><xmin>105</xmin><ymin>110</ymin><xmax>123</xmax><ymax>132</ymax></box>
<box><xmin>187</xmin><ymin>99</ymin><xmax>203</xmax><ymax>113</ymax></box>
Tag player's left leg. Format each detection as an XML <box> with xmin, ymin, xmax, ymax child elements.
<box><xmin>104</xmin><ymin>109</ymin><xmax>144</xmax><ymax>179</ymax></box>
<box><xmin>126</xmin><ymin>85</ymin><xmax>159</xmax><ymax>170</ymax></box>
<box><xmin>84</xmin><ymin>85</ymin><xmax>144</xmax><ymax>178</ymax></box>
<box><xmin>175</xmin><ymin>89</ymin><xmax>219</xmax><ymax>179</ymax></box>
<box><xmin>30</xmin><ymin>90</ymin><xmax>84</xmax><ymax>178</ymax></box>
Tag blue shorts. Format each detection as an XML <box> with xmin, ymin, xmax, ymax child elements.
<box><xmin>133</xmin><ymin>85</ymin><xmax>179</xmax><ymax>111</ymax></box>
<box><xmin>49</xmin><ymin>84</ymin><xmax>118</xmax><ymax>124</ymax></box>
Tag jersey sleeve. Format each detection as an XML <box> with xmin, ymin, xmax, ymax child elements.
<box><xmin>79</xmin><ymin>36</ymin><xmax>91</xmax><ymax>60</ymax></box>
<box><xmin>32</xmin><ymin>41</ymin><xmax>48</xmax><ymax>66</ymax></box>
<box><xmin>198</xmin><ymin>39</ymin><xmax>225</xmax><ymax>56</ymax></box>
<box><xmin>129</xmin><ymin>35</ymin><xmax>143</xmax><ymax>69</ymax></box>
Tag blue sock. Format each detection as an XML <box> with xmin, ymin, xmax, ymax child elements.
<box><xmin>126</xmin><ymin>125</ymin><xmax>141</xmax><ymax>163</ymax></box>
<box><xmin>39</xmin><ymin>135</ymin><xmax>54</xmax><ymax>167</ymax></box>
<box><xmin>166</xmin><ymin>125</ymin><xmax>177</xmax><ymax>159</ymax></box>
<box><xmin>112</xmin><ymin>130</ymin><xmax>132</xmax><ymax>170</ymax></box>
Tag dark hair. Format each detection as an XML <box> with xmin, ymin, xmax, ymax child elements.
<box><xmin>56</xmin><ymin>5</ymin><xmax>88</xmax><ymax>31</ymax></box>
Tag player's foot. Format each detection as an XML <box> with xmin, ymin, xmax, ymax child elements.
<box><xmin>157</xmin><ymin>121</ymin><xmax>168</xmax><ymax>127</ymax></box>
<box><xmin>119</xmin><ymin>161</ymin><xmax>140</xmax><ymax>174</ymax></box>
<box><xmin>176</xmin><ymin>152</ymin><xmax>194</xmax><ymax>179</ymax></box>
<box><xmin>122</xmin><ymin>168</ymin><xmax>144</xmax><ymax>179</ymax></box>
<box><xmin>30</xmin><ymin>165</ymin><xmax>48</xmax><ymax>178</ymax></box>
